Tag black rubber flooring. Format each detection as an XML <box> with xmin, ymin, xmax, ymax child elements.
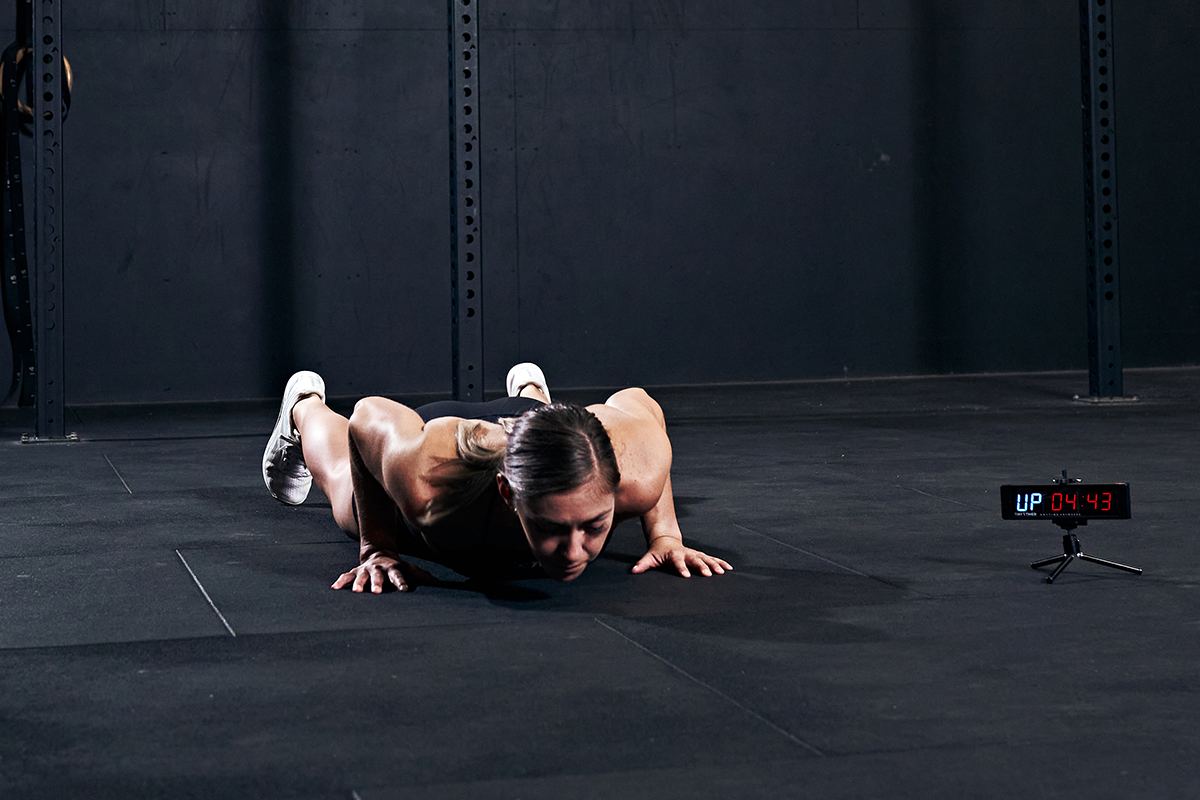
<box><xmin>3</xmin><ymin>369</ymin><xmax>1199</xmax><ymax>799</ymax></box>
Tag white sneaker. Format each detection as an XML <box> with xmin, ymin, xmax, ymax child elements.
<box><xmin>262</xmin><ymin>371</ymin><xmax>326</xmax><ymax>505</ymax></box>
<box><xmin>506</xmin><ymin>362</ymin><xmax>551</xmax><ymax>402</ymax></box>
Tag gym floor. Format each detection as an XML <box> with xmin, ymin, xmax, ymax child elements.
<box><xmin>2</xmin><ymin>369</ymin><xmax>1198</xmax><ymax>799</ymax></box>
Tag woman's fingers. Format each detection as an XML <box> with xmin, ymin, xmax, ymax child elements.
<box><xmin>332</xmin><ymin>557</ymin><xmax>424</xmax><ymax>593</ymax></box>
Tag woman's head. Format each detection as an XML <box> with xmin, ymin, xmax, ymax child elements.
<box><xmin>497</xmin><ymin>403</ymin><xmax>621</xmax><ymax>580</ymax></box>
<box><xmin>501</xmin><ymin>403</ymin><xmax>619</xmax><ymax>502</ymax></box>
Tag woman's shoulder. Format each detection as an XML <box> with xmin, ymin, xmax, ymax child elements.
<box><xmin>589</xmin><ymin>389</ymin><xmax>668</xmax><ymax>443</ymax></box>
<box><xmin>387</xmin><ymin>417</ymin><xmax>464</xmax><ymax>518</ymax></box>
<box><xmin>588</xmin><ymin>389</ymin><xmax>672</xmax><ymax>515</ymax></box>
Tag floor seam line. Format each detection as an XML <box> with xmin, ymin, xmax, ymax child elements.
<box><xmin>593</xmin><ymin>618</ymin><xmax>826</xmax><ymax>757</ymax></box>
<box><xmin>897</xmin><ymin>484</ymin><xmax>983</xmax><ymax>509</ymax></box>
<box><xmin>103</xmin><ymin>454</ymin><xmax>133</xmax><ymax>494</ymax></box>
<box><xmin>176</xmin><ymin>550</ymin><xmax>237</xmax><ymax>637</ymax></box>
<box><xmin>732</xmin><ymin>523</ymin><xmax>931</xmax><ymax>598</ymax></box>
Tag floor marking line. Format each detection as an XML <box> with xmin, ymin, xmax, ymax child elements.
<box><xmin>897</xmin><ymin>484</ymin><xmax>980</xmax><ymax>509</ymax></box>
<box><xmin>732</xmin><ymin>524</ymin><xmax>872</xmax><ymax>579</ymax></box>
<box><xmin>176</xmin><ymin>550</ymin><xmax>236</xmax><ymax>637</ymax></box>
<box><xmin>732</xmin><ymin>523</ymin><xmax>929</xmax><ymax>598</ymax></box>
<box><xmin>594</xmin><ymin>618</ymin><xmax>825</xmax><ymax>757</ymax></box>
<box><xmin>103</xmin><ymin>454</ymin><xmax>133</xmax><ymax>494</ymax></box>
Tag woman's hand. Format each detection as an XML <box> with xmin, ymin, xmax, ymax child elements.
<box><xmin>332</xmin><ymin>551</ymin><xmax>433</xmax><ymax>593</ymax></box>
<box><xmin>631</xmin><ymin>536</ymin><xmax>732</xmax><ymax>578</ymax></box>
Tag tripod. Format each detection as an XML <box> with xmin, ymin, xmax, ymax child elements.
<box><xmin>1031</xmin><ymin>521</ymin><xmax>1141</xmax><ymax>584</ymax></box>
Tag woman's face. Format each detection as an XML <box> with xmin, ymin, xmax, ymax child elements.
<box><xmin>506</xmin><ymin>475</ymin><xmax>616</xmax><ymax>581</ymax></box>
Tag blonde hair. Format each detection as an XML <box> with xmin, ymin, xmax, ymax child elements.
<box><xmin>417</xmin><ymin>418</ymin><xmax>514</xmax><ymax>526</ymax></box>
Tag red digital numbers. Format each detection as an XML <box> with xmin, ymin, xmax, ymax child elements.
<box><xmin>1051</xmin><ymin>491</ymin><xmax>1084</xmax><ymax>512</ymax></box>
<box><xmin>1102</xmin><ymin>492</ymin><xmax>1111</xmax><ymax>511</ymax></box>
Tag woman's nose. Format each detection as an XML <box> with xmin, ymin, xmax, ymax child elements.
<box><xmin>563</xmin><ymin>530</ymin><xmax>589</xmax><ymax>560</ymax></box>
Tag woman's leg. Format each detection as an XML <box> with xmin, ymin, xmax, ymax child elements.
<box><xmin>292</xmin><ymin>396</ymin><xmax>358</xmax><ymax>537</ymax></box>
<box><xmin>517</xmin><ymin>383</ymin><xmax>550</xmax><ymax>403</ymax></box>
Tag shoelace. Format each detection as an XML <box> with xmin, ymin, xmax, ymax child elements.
<box><xmin>269</xmin><ymin>434</ymin><xmax>309</xmax><ymax>479</ymax></box>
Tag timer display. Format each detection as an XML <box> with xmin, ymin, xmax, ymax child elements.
<box><xmin>1000</xmin><ymin>484</ymin><xmax>1130</xmax><ymax>520</ymax></box>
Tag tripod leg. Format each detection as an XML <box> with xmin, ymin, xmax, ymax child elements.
<box><xmin>1031</xmin><ymin>554</ymin><xmax>1068</xmax><ymax>570</ymax></box>
<box><xmin>1046</xmin><ymin>555</ymin><xmax>1074</xmax><ymax>584</ymax></box>
<box><xmin>1077</xmin><ymin>553</ymin><xmax>1142</xmax><ymax>575</ymax></box>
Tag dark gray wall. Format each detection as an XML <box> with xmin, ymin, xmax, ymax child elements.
<box><xmin>1</xmin><ymin>1</ymin><xmax>1197</xmax><ymax>404</ymax></box>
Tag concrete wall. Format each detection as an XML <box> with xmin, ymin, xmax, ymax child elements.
<box><xmin>0</xmin><ymin>1</ymin><xmax>1196</xmax><ymax>403</ymax></box>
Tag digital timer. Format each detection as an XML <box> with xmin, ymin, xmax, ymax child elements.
<box><xmin>1000</xmin><ymin>484</ymin><xmax>1130</xmax><ymax>521</ymax></box>
<box><xmin>1001</xmin><ymin>474</ymin><xmax>1138</xmax><ymax>583</ymax></box>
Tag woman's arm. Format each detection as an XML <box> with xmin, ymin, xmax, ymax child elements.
<box><xmin>331</xmin><ymin>397</ymin><xmax>434</xmax><ymax>593</ymax></box>
<box><xmin>600</xmin><ymin>389</ymin><xmax>731</xmax><ymax>578</ymax></box>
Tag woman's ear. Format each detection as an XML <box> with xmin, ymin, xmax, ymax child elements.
<box><xmin>496</xmin><ymin>473</ymin><xmax>514</xmax><ymax>508</ymax></box>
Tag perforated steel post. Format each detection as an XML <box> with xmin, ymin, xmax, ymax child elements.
<box><xmin>32</xmin><ymin>0</ymin><xmax>65</xmax><ymax>438</ymax></box>
<box><xmin>1080</xmin><ymin>0</ymin><xmax>1123</xmax><ymax>399</ymax></box>
<box><xmin>449</xmin><ymin>0</ymin><xmax>483</xmax><ymax>401</ymax></box>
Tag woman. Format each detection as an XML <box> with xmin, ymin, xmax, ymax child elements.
<box><xmin>263</xmin><ymin>363</ymin><xmax>731</xmax><ymax>593</ymax></box>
